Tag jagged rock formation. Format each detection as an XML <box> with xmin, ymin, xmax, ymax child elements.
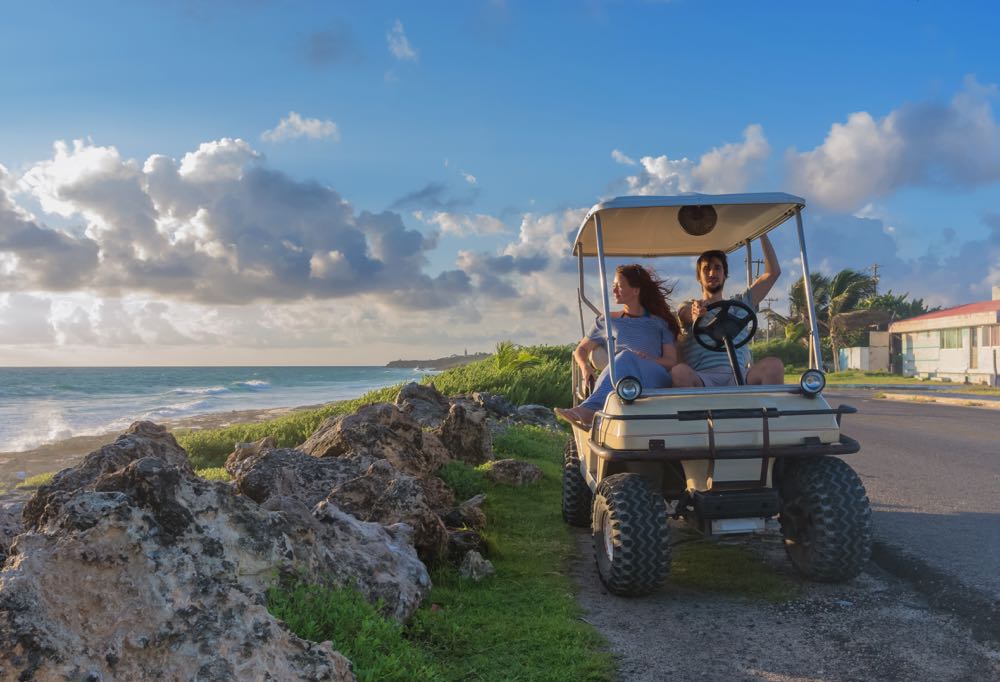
<box><xmin>0</xmin><ymin>384</ymin><xmax>554</xmax><ymax>676</ymax></box>
<box><xmin>1</xmin><ymin>422</ymin><xmax>431</xmax><ymax>680</ymax></box>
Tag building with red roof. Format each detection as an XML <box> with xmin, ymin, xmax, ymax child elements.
<box><xmin>889</xmin><ymin>286</ymin><xmax>1000</xmax><ymax>384</ymax></box>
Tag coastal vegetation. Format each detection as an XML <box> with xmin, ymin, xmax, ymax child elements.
<box><xmin>176</xmin><ymin>343</ymin><xmax>572</xmax><ymax>468</ymax></box>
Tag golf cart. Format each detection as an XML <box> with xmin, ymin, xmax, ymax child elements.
<box><xmin>562</xmin><ymin>193</ymin><xmax>873</xmax><ymax>596</ymax></box>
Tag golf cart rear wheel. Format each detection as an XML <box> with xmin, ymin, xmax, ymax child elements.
<box><xmin>779</xmin><ymin>457</ymin><xmax>872</xmax><ymax>582</ymax></box>
<box><xmin>562</xmin><ymin>438</ymin><xmax>592</xmax><ymax>527</ymax></box>
<box><xmin>592</xmin><ymin>473</ymin><xmax>670</xmax><ymax>596</ymax></box>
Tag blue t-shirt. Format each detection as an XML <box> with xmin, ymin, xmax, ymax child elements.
<box><xmin>587</xmin><ymin>312</ymin><xmax>676</xmax><ymax>359</ymax></box>
<box><xmin>681</xmin><ymin>290</ymin><xmax>755</xmax><ymax>371</ymax></box>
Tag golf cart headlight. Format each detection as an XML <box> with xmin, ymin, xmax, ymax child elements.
<box><xmin>799</xmin><ymin>369</ymin><xmax>826</xmax><ymax>397</ymax></box>
<box><xmin>615</xmin><ymin>375</ymin><xmax>642</xmax><ymax>402</ymax></box>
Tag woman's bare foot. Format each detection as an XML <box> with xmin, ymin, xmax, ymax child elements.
<box><xmin>553</xmin><ymin>406</ymin><xmax>596</xmax><ymax>428</ymax></box>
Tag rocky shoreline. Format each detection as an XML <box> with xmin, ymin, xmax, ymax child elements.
<box><xmin>0</xmin><ymin>383</ymin><xmax>558</xmax><ymax>679</ymax></box>
<box><xmin>0</xmin><ymin>403</ymin><xmax>326</xmax><ymax>489</ymax></box>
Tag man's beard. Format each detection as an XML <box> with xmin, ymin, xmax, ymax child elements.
<box><xmin>705</xmin><ymin>282</ymin><xmax>724</xmax><ymax>295</ymax></box>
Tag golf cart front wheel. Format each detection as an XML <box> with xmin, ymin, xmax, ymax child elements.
<box><xmin>779</xmin><ymin>457</ymin><xmax>873</xmax><ymax>582</ymax></box>
<box><xmin>592</xmin><ymin>473</ymin><xmax>670</xmax><ymax>596</ymax></box>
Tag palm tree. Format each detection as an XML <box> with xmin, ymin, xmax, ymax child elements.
<box><xmin>768</xmin><ymin>269</ymin><xmax>877</xmax><ymax>371</ymax></box>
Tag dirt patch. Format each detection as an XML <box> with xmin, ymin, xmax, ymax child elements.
<box><xmin>572</xmin><ymin>525</ymin><xmax>999</xmax><ymax>682</ymax></box>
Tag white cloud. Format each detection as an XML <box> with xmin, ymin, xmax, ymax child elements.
<box><xmin>787</xmin><ymin>77</ymin><xmax>1000</xmax><ymax>212</ymax></box>
<box><xmin>461</xmin><ymin>170</ymin><xmax>477</xmax><ymax>184</ymax></box>
<box><xmin>624</xmin><ymin>125</ymin><xmax>769</xmax><ymax>195</ymax></box>
<box><xmin>1</xmin><ymin>138</ymin><xmax>467</xmax><ymax>309</ymax></box>
<box><xmin>415</xmin><ymin>211</ymin><xmax>506</xmax><ymax>237</ymax></box>
<box><xmin>611</xmin><ymin>149</ymin><xmax>636</xmax><ymax>166</ymax></box>
<box><xmin>387</xmin><ymin>20</ymin><xmax>417</xmax><ymax>61</ymax></box>
<box><xmin>261</xmin><ymin>111</ymin><xmax>340</xmax><ymax>143</ymax></box>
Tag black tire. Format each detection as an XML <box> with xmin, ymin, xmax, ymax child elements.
<box><xmin>562</xmin><ymin>438</ymin><xmax>592</xmax><ymax>527</ymax></box>
<box><xmin>591</xmin><ymin>473</ymin><xmax>670</xmax><ymax>596</ymax></box>
<box><xmin>778</xmin><ymin>457</ymin><xmax>873</xmax><ymax>582</ymax></box>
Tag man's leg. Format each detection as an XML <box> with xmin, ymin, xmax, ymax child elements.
<box><xmin>670</xmin><ymin>363</ymin><xmax>704</xmax><ymax>388</ymax></box>
<box><xmin>746</xmin><ymin>356</ymin><xmax>784</xmax><ymax>384</ymax></box>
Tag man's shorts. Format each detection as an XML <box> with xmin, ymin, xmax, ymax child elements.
<box><xmin>695</xmin><ymin>366</ymin><xmax>739</xmax><ymax>387</ymax></box>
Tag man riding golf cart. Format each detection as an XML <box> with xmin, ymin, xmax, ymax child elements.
<box><xmin>560</xmin><ymin>193</ymin><xmax>872</xmax><ymax>597</ymax></box>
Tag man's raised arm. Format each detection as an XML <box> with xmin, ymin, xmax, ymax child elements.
<box><xmin>749</xmin><ymin>234</ymin><xmax>780</xmax><ymax>307</ymax></box>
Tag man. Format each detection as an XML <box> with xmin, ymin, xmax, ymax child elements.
<box><xmin>671</xmin><ymin>234</ymin><xmax>785</xmax><ymax>387</ymax></box>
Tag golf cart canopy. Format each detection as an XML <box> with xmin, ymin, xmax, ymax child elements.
<box><xmin>573</xmin><ymin>193</ymin><xmax>805</xmax><ymax>258</ymax></box>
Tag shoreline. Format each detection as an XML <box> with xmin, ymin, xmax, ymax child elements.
<box><xmin>0</xmin><ymin>400</ymin><xmax>334</xmax><ymax>488</ymax></box>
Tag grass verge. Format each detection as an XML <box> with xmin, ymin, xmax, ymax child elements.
<box><xmin>268</xmin><ymin>425</ymin><xmax>615</xmax><ymax>682</ymax></box>
<box><xmin>15</xmin><ymin>471</ymin><xmax>55</xmax><ymax>489</ymax></box>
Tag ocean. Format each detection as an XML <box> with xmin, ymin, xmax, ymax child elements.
<box><xmin>0</xmin><ymin>366</ymin><xmax>428</xmax><ymax>453</ymax></box>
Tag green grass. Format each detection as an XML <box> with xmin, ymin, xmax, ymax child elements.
<box><xmin>267</xmin><ymin>585</ymin><xmax>441</xmax><ymax>682</ymax></box>
<box><xmin>435</xmin><ymin>461</ymin><xmax>486</xmax><ymax>501</ymax></box>
<box><xmin>269</xmin><ymin>425</ymin><xmax>615</xmax><ymax>682</ymax></box>
<box><xmin>194</xmin><ymin>467</ymin><xmax>232</xmax><ymax>481</ymax></box>
<box><xmin>780</xmin><ymin>370</ymin><xmax>1000</xmax><ymax>395</ymax></box>
<box><xmin>670</xmin><ymin>535</ymin><xmax>796</xmax><ymax>601</ymax></box>
<box><xmin>15</xmin><ymin>471</ymin><xmax>55</xmax><ymax>489</ymax></box>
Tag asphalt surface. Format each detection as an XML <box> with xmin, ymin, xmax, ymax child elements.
<box><xmin>827</xmin><ymin>389</ymin><xmax>1000</xmax><ymax>607</ymax></box>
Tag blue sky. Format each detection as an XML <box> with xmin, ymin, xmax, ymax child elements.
<box><xmin>1</xmin><ymin>1</ymin><xmax>999</xmax><ymax>364</ymax></box>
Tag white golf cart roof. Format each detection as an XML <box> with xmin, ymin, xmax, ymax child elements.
<box><xmin>573</xmin><ymin>192</ymin><xmax>805</xmax><ymax>257</ymax></box>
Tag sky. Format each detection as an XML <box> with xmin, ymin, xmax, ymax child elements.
<box><xmin>1</xmin><ymin>0</ymin><xmax>999</xmax><ymax>366</ymax></box>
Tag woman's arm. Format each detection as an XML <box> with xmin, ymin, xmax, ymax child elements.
<box><xmin>573</xmin><ymin>337</ymin><xmax>599</xmax><ymax>378</ymax></box>
<box><xmin>632</xmin><ymin>343</ymin><xmax>677</xmax><ymax>370</ymax></box>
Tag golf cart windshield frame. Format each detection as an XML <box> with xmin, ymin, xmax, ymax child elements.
<box><xmin>575</xmin><ymin>193</ymin><xmax>824</xmax><ymax>390</ymax></box>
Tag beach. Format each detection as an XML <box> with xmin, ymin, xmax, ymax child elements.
<box><xmin>0</xmin><ymin>400</ymin><xmax>337</xmax><ymax>488</ymax></box>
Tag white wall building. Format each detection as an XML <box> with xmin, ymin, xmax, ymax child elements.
<box><xmin>889</xmin><ymin>286</ymin><xmax>1000</xmax><ymax>385</ymax></box>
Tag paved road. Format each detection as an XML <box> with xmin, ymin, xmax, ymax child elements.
<box><xmin>827</xmin><ymin>389</ymin><xmax>1000</xmax><ymax>603</ymax></box>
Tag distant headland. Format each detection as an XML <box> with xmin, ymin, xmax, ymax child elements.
<box><xmin>386</xmin><ymin>351</ymin><xmax>490</xmax><ymax>370</ymax></box>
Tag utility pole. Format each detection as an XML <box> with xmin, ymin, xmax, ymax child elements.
<box><xmin>762</xmin><ymin>297</ymin><xmax>778</xmax><ymax>342</ymax></box>
<box><xmin>752</xmin><ymin>258</ymin><xmax>765</xmax><ymax>279</ymax></box>
<box><xmin>870</xmin><ymin>263</ymin><xmax>880</xmax><ymax>296</ymax></box>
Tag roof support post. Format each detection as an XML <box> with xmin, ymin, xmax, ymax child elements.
<box><xmin>594</xmin><ymin>213</ymin><xmax>617</xmax><ymax>388</ymax></box>
<box><xmin>795</xmin><ymin>209</ymin><xmax>824</xmax><ymax>369</ymax></box>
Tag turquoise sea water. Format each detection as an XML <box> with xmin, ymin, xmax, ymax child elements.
<box><xmin>0</xmin><ymin>366</ymin><xmax>427</xmax><ymax>453</ymax></box>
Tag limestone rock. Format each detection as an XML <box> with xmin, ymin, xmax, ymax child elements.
<box><xmin>459</xmin><ymin>550</ymin><xmax>496</xmax><ymax>582</ymax></box>
<box><xmin>327</xmin><ymin>459</ymin><xmax>449</xmax><ymax>563</ymax></box>
<box><xmin>22</xmin><ymin>421</ymin><xmax>192</xmax><ymax>529</ymax></box>
<box><xmin>228</xmin><ymin>446</ymin><xmax>370</xmax><ymax>508</ymax></box>
<box><xmin>1</xmin><ymin>421</ymin><xmax>435</xmax><ymax>678</ymax></box>
<box><xmin>467</xmin><ymin>392</ymin><xmax>517</xmax><ymax>418</ymax></box>
<box><xmin>448</xmin><ymin>529</ymin><xmax>486</xmax><ymax>563</ymax></box>
<box><xmin>441</xmin><ymin>494</ymin><xmax>487</xmax><ymax>530</ymax></box>
<box><xmin>515</xmin><ymin>404</ymin><xmax>560</xmax><ymax>430</ymax></box>
<box><xmin>483</xmin><ymin>459</ymin><xmax>543</xmax><ymax>486</ymax></box>
<box><xmin>1</xmin><ymin>456</ymin><xmax>379</xmax><ymax>680</ymax></box>
<box><xmin>0</xmin><ymin>493</ymin><xmax>27</xmax><ymax>563</ymax></box>
<box><xmin>394</xmin><ymin>382</ymin><xmax>451</xmax><ymax>427</ymax></box>
<box><xmin>224</xmin><ymin>435</ymin><xmax>278</xmax><ymax>479</ymax></box>
<box><xmin>436</xmin><ymin>403</ymin><xmax>493</xmax><ymax>466</ymax></box>
<box><xmin>300</xmin><ymin>403</ymin><xmax>446</xmax><ymax>476</ymax></box>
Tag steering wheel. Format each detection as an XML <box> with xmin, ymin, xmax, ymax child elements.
<box><xmin>692</xmin><ymin>300</ymin><xmax>758</xmax><ymax>352</ymax></box>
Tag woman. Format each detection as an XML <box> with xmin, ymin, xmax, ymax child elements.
<box><xmin>555</xmin><ymin>264</ymin><xmax>680</xmax><ymax>428</ymax></box>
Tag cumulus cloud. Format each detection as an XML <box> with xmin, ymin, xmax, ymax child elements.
<box><xmin>0</xmin><ymin>138</ymin><xmax>467</xmax><ymax>309</ymax></box>
<box><xmin>460</xmin><ymin>170</ymin><xmax>477</xmax><ymax>185</ymax></box>
<box><xmin>387</xmin><ymin>19</ymin><xmax>417</xmax><ymax>61</ymax></box>
<box><xmin>787</xmin><ymin>77</ymin><xmax>1000</xmax><ymax>212</ymax></box>
<box><xmin>623</xmin><ymin>125</ymin><xmax>769</xmax><ymax>195</ymax></box>
<box><xmin>414</xmin><ymin>211</ymin><xmax>507</xmax><ymax>237</ymax></box>
<box><xmin>261</xmin><ymin>112</ymin><xmax>340</xmax><ymax>143</ymax></box>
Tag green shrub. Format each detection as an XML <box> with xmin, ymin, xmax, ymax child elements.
<box><xmin>16</xmin><ymin>471</ymin><xmax>55</xmax><ymax>489</ymax></box>
<box><xmin>267</xmin><ymin>583</ymin><xmax>440</xmax><ymax>682</ymax></box>
<box><xmin>750</xmin><ymin>338</ymin><xmax>810</xmax><ymax>368</ymax></box>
